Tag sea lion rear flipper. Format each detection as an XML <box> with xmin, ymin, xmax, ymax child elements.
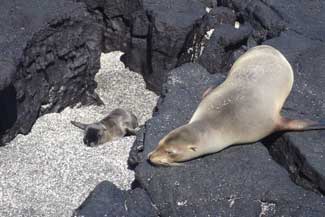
<box><xmin>70</xmin><ymin>121</ymin><xmax>88</xmax><ymax>130</ymax></box>
<box><xmin>277</xmin><ymin>117</ymin><xmax>325</xmax><ymax>132</ymax></box>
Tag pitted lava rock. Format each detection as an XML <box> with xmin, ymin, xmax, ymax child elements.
<box><xmin>0</xmin><ymin>0</ymin><xmax>103</xmax><ymax>143</ymax></box>
<box><xmin>73</xmin><ymin>181</ymin><xmax>158</xmax><ymax>217</ymax></box>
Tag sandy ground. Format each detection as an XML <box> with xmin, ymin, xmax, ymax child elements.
<box><xmin>0</xmin><ymin>52</ymin><xmax>158</xmax><ymax>217</ymax></box>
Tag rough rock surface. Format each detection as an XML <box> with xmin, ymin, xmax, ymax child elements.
<box><xmin>129</xmin><ymin>63</ymin><xmax>325</xmax><ymax>216</ymax></box>
<box><xmin>2</xmin><ymin>0</ymin><xmax>325</xmax><ymax>216</ymax></box>
<box><xmin>80</xmin><ymin>0</ymin><xmax>207</xmax><ymax>92</ymax></box>
<box><xmin>0</xmin><ymin>0</ymin><xmax>209</xmax><ymax>144</ymax></box>
<box><xmin>262</xmin><ymin>31</ymin><xmax>325</xmax><ymax>194</ymax></box>
<box><xmin>73</xmin><ymin>181</ymin><xmax>158</xmax><ymax>217</ymax></box>
<box><xmin>0</xmin><ymin>52</ymin><xmax>158</xmax><ymax>217</ymax></box>
<box><xmin>0</xmin><ymin>0</ymin><xmax>103</xmax><ymax>143</ymax></box>
<box><xmin>178</xmin><ymin>6</ymin><xmax>250</xmax><ymax>73</ymax></box>
<box><xmin>223</xmin><ymin>0</ymin><xmax>325</xmax><ymax>42</ymax></box>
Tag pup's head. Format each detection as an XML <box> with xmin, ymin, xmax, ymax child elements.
<box><xmin>71</xmin><ymin>121</ymin><xmax>108</xmax><ymax>147</ymax></box>
<box><xmin>148</xmin><ymin>126</ymin><xmax>199</xmax><ymax>166</ymax></box>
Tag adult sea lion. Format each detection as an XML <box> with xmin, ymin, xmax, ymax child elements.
<box><xmin>148</xmin><ymin>45</ymin><xmax>325</xmax><ymax>166</ymax></box>
<box><xmin>71</xmin><ymin>108</ymin><xmax>138</xmax><ymax>147</ymax></box>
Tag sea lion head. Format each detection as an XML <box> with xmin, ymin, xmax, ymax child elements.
<box><xmin>83</xmin><ymin>124</ymin><xmax>107</xmax><ymax>146</ymax></box>
<box><xmin>71</xmin><ymin>121</ymin><xmax>108</xmax><ymax>147</ymax></box>
<box><xmin>148</xmin><ymin>126</ymin><xmax>199</xmax><ymax>166</ymax></box>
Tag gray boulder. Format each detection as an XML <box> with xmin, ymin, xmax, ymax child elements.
<box><xmin>73</xmin><ymin>181</ymin><xmax>158</xmax><ymax>217</ymax></box>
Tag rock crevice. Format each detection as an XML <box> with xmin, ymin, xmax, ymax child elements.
<box><xmin>0</xmin><ymin>1</ymin><xmax>103</xmax><ymax>143</ymax></box>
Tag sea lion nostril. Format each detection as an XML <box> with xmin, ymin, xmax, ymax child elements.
<box><xmin>147</xmin><ymin>155</ymin><xmax>158</xmax><ymax>166</ymax></box>
<box><xmin>83</xmin><ymin>138</ymin><xmax>90</xmax><ymax>145</ymax></box>
<box><xmin>147</xmin><ymin>151</ymin><xmax>155</xmax><ymax>159</ymax></box>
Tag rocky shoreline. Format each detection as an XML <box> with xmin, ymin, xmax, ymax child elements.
<box><xmin>1</xmin><ymin>0</ymin><xmax>325</xmax><ymax>216</ymax></box>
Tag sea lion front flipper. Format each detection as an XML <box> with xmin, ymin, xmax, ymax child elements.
<box><xmin>277</xmin><ymin>117</ymin><xmax>325</xmax><ymax>132</ymax></box>
<box><xmin>70</xmin><ymin>121</ymin><xmax>88</xmax><ymax>130</ymax></box>
<box><xmin>202</xmin><ymin>86</ymin><xmax>214</xmax><ymax>99</ymax></box>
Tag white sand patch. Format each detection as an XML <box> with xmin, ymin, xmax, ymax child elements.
<box><xmin>0</xmin><ymin>51</ymin><xmax>158</xmax><ymax>217</ymax></box>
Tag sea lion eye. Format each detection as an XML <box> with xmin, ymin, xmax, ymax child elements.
<box><xmin>189</xmin><ymin>146</ymin><xmax>197</xmax><ymax>152</ymax></box>
<box><xmin>166</xmin><ymin>150</ymin><xmax>175</xmax><ymax>155</ymax></box>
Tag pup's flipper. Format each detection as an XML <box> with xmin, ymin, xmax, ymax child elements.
<box><xmin>277</xmin><ymin>117</ymin><xmax>325</xmax><ymax>132</ymax></box>
<box><xmin>70</xmin><ymin>121</ymin><xmax>88</xmax><ymax>130</ymax></box>
<box><xmin>125</xmin><ymin>127</ymin><xmax>138</xmax><ymax>136</ymax></box>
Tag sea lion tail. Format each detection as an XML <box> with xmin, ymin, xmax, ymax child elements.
<box><xmin>277</xmin><ymin>118</ymin><xmax>325</xmax><ymax>132</ymax></box>
<box><xmin>303</xmin><ymin>120</ymin><xmax>325</xmax><ymax>131</ymax></box>
<box><xmin>70</xmin><ymin>121</ymin><xmax>88</xmax><ymax>130</ymax></box>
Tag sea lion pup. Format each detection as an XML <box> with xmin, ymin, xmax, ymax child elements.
<box><xmin>148</xmin><ymin>45</ymin><xmax>325</xmax><ymax>166</ymax></box>
<box><xmin>71</xmin><ymin>108</ymin><xmax>138</xmax><ymax>147</ymax></box>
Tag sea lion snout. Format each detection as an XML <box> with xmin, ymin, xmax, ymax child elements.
<box><xmin>83</xmin><ymin>137</ymin><xmax>97</xmax><ymax>147</ymax></box>
<box><xmin>83</xmin><ymin>127</ymin><xmax>102</xmax><ymax>147</ymax></box>
<box><xmin>148</xmin><ymin>150</ymin><xmax>164</xmax><ymax>165</ymax></box>
<box><xmin>148</xmin><ymin>149</ymin><xmax>172</xmax><ymax>166</ymax></box>
<box><xmin>147</xmin><ymin>144</ymin><xmax>188</xmax><ymax>166</ymax></box>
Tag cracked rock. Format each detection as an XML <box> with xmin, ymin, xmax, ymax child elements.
<box><xmin>263</xmin><ymin>30</ymin><xmax>325</xmax><ymax>194</ymax></box>
<box><xmin>73</xmin><ymin>181</ymin><xmax>158</xmax><ymax>217</ymax></box>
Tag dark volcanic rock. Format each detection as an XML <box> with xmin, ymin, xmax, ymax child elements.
<box><xmin>0</xmin><ymin>58</ymin><xmax>17</xmax><ymax>138</ymax></box>
<box><xmin>180</xmin><ymin>0</ymin><xmax>325</xmax><ymax>78</ymax></box>
<box><xmin>78</xmin><ymin>0</ymin><xmax>143</xmax><ymax>52</ymax></box>
<box><xmin>80</xmin><ymin>0</ymin><xmax>206</xmax><ymax>93</ymax></box>
<box><xmin>129</xmin><ymin>63</ymin><xmax>325</xmax><ymax>217</ymax></box>
<box><xmin>222</xmin><ymin>0</ymin><xmax>325</xmax><ymax>42</ymax></box>
<box><xmin>197</xmin><ymin>23</ymin><xmax>252</xmax><ymax>73</ymax></box>
<box><xmin>0</xmin><ymin>0</ymin><xmax>103</xmax><ymax>143</ymax></box>
<box><xmin>129</xmin><ymin>0</ymin><xmax>207</xmax><ymax>91</ymax></box>
<box><xmin>75</xmin><ymin>0</ymin><xmax>325</xmax><ymax>95</ymax></box>
<box><xmin>224</xmin><ymin>0</ymin><xmax>286</xmax><ymax>40</ymax></box>
<box><xmin>198</xmin><ymin>0</ymin><xmax>218</xmax><ymax>8</ymax></box>
<box><xmin>73</xmin><ymin>181</ymin><xmax>158</xmax><ymax>217</ymax></box>
<box><xmin>178</xmin><ymin>7</ymin><xmax>252</xmax><ymax>74</ymax></box>
<box><xmin>0</xmin><ymin>58</ymin><xmax>16</xmax><ymax>90</ymax></box>
<box><xmin>262</xmin><ymin>31</ymin><xmax>325</xmax><ymax>194</ymax></box>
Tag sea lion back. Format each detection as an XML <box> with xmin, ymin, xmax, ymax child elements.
<box><xmin>190</xmin><ymin>45</ymin><xmax>294</xmax><ymax>144</ymax></box>
<box><xmin>227</xmin><ymin>45</ymin><xmax>294</xmax><ymax>108</ymax></box>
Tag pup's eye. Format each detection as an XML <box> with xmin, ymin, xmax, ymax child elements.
<box><xmin>189</xmin><ymin>146</ymin><xmax>197</xmax><ymax>152</ymax></box>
